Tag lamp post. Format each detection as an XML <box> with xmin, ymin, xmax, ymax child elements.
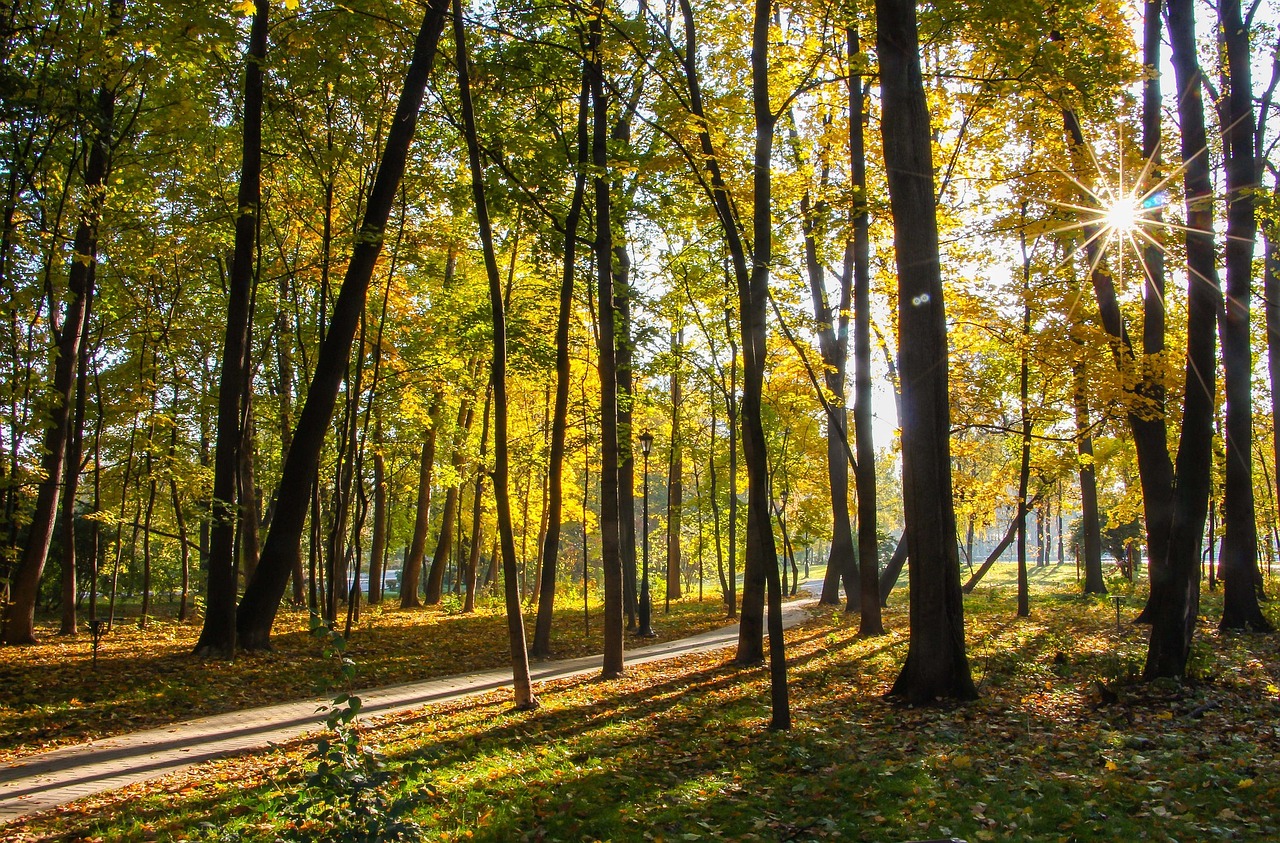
<box><xmin>638</xmin><ymin>431</ymin><xmax>656</xmax><ymax>637</ymax></box>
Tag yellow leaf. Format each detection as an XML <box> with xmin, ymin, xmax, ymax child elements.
<box><xmin>1104</xmin><ymin>760</ymin><xmax>1118</xmax><ymax>771</ymax></box>
<box><xmin>234</xmin><ymin>0</ymin><xmax>256</xmax><ymax>15</ymax></box>
<box><xmin>1237</xmin><ymin>778</ymin><xmax>1255</xmax><ymax>789</ymax></box>
<box><xmin>284</xmin><ymin>0</ymin><xmax>299</xmax><ymax>7</ymax></box>
<box><xmin>1155</xmin><ymin>711</ymin><xmax>1173</xmax><ymax>720</ymax></box>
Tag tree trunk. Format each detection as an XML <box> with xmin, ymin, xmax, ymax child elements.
<box><xmin>1074</xmin><ymin>353</ymin><xmax>1106</xmax><ymax>594</ymax></box>
<box><xmin>878</xmin><ymin>0</ymin><xmax>976</xmax><ymax>704</ymax></box>
<box><xmin>667</xmin><ymin>327</ymin><xmax>683</xmax><ymax>603</ymax></box>
<box><xmin>1144</xmin><ymin>0</ymin><xmax>1220</xmax><ymax>677</ymax></box>
<box><xmin>1016</xmin><ymin>216</ymin><xmax>1032</xmax><ymax>618</ymax></box>
<box><xmin>236</xmin><ymin>0</ymin><xmax>451</xmax><ymax>650</ymax></box>
<box><xmin>848</xmin><ymin>26</ymin><xmax>883</xmax><ymax>635</ymax></box>
<box><xmin>743</xmin><ymin>0</ymin><xmax>789</xmax><ymax>728</ymax></box>
<box><xmin>532</xmin><ymin>59</ymin><xmax>589</xmax><ymax>659</ymax></box>
<box><xmin>426</xmin><ymin>368</ymin><xmax>478</xmax><ymax>604</ymax></box>
<box><xmin>463</xmin><ymin>385</ymin><xmax>492</xmax><ymax>614</ymax></box>
<box><xmin>589</xmin><ymin>2</ymin><xmax>625</xmax><ymax>678</ymax></box>
<box><xmin>401</xmin><ymin>393</ymin><xmax>442</xmax><ymax>607</ymax></box>
<box><xmin>1218</xmin><ymin>0</ymin><xmax>1271</xmax><ymax>632</ymax></box>
<box><xmin>59</xmin><ymin>287</ymin><xmax>94</xmax><ymax>636</ymax></box>
<box><xmin>452</xmin><ymin>0</ymin><xmax>536</xmax><ymax>704</ymax></box>
<box><xmin>193</xmin><ymin>0</ymin><xmax>264</xmax><ymax>657</ymax></box>
<box><xmin>367</xmin><ymin>418</ymin><xmax>387</xmax><ymax>605</ymax></box>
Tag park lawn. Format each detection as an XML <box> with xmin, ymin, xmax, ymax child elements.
<box><xmin>8</xmin><ymin>574</ymin><xmax>1280</xmax><ymax>842</ymax></box>
<box><xmin>0</xmin><ymin>589</ymin><xmax>735</xmax><ymax>762</ymax></box>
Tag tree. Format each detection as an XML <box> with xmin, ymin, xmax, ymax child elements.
<box><xmin>452</xmin><ymin>0</ymin><xmax>536</xmax><ymax>707</ymax></box>
<box><xmin>236</xmin><ymin>0</ymin><xmax>452</xmax><ymax>650</ymax></box>
<box><xmin>877</xmin><ymin>0</ymin><xmax>977</xmax><ymax>703</ymax></box>
<box><xmin>193</xmin><ymin>0</ymin><xmax>267</xmax><ymax>658</ymax></box>
<box><xmin>1217</xmin><ymin>0</ymin><xmax>1271</xmax><ymax>632</ymax></box>
<box><xmin>3</xmin><ymin>0</ymin><xmax>125</xmax><ymax>646</ymax></box>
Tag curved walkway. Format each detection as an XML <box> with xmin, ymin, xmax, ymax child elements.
<box><xmin>0</xmin><ymin>590</ymin><xmax>820</xmax><ymax>826</ymax></box>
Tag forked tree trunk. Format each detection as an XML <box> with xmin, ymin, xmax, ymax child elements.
<box><xmin>237</xmin><ymin>0</ymin><xmax>451</xmax><ymax>650</ymax></box>
<box><xmin>1143</xmin><ymin>0</ymin><xmax>1219</xmax><ymax>677</ymax></box>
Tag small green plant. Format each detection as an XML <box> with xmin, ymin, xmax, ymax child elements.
<box><xmin>271</xmin><ymin>616</ymin><xmax>430</xmax><ymax>841</ymax></box>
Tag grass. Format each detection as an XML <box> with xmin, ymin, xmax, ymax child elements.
<box><xmin>8</xmin><ymin>564</ymin><xmax>1280</xmax><ymax>842</ymax></box>
<box><xmin>0</xmin><ymin>587</ymin><xmax>736</xmax><ymax>762</ymax></box>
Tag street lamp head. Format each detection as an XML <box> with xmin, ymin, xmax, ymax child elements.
<box><xmin>639</xmin><ymin>431</ymin><xmax>653</xmax><ymax>456</ymax></box>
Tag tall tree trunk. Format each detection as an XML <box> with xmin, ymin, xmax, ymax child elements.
<box><xmin>1143</xmin><ymin>0</ymin><xmax>1220</xmax><ymax>677</ymax></box>
<box><xmin>532</xmin><ymin>58</ymin><xmax>589</xmax><ymax>659</ymax></box>
<box><xmin>426</xmin><ymin>378</ymin><xmax>477</xmax><ymax>604</ymax></box>
<box><xmin>878</xmin><ymin>0</ymin><xmax>976</xmax><ymax>703</ymax></box>
<box><xmin>1016</xmin><ymin>215</ymin><xmax>1032</xmax><ymax>618</ymax></box>
<box><xmin>588</xmin><ymin>0</ymin><xmax>625</xmax><ymax>677</ymax></box>
<box><xmin>236</xmin><ymin>0</ymin><xmax>451</xmax><ymax>649</ymax></box>
<box><xmin>3</xmin><ymin>0</ymin><xmax>122</xmax><ymax>647</ymax></box>
<box><xmin>193</xmin><ymin>0</ymin><xmax>264</xmax><ymax>657</ymax></box>
<box><xmin>849</xmin><ymin>25</ymin><xmax>883</xmax><ymax>635</ymax></box>
<box><xmin>731</xmin><ymin>0</ymin><xmax>789</xmax><ymax>728</ymax></box>
<box><xmin>368</xmin><ymin>416</ymin><xmax>387</xmax><ymax>605</ymax></box>
<box><xmin>452</xmin><ymin>0</ymin><xmax>535</xmax><ymax>705</ymax></box>
<box><xmin>1218</xmin><ymin>0</ymin><xmax>1271</xmax><ymax>631</ymax></box>
<box><xmin>667</xmin><ymin>326</ymin><xmax>683</xmax><ymax>603</ymax></box>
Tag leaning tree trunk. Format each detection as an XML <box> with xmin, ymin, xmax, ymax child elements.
<box><xmin>425</xmin><ymin>388</ymin><xmax>476</xmax><ymax>604</ymax></box>
<box><xmin>453</xmin><ymin>0</ymin><xmax>536</xmax><ymax>705</ymax></box>
<box><xmin>3</xmin><ymin>0</ymin><xmax>122</xmax><ymax>646</ymax></box>
<box><xmin>236</xmin><ymin>0</ymin><xmax>451</xmax><ymax>650</ymax></box>
<box><xmin>878</xmin><ymin>0</ymin><xmax>976</xmax><ymax>704</ymax></box>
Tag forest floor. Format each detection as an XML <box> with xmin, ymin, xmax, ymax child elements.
<box><xmin>0</xmin><ymin>588</ymin><xmax>735</xmax><ymax>763</ymax></box>
<box><xmin>5</xmin><ymin>563</ymin><xmax>1280</xmax><ymax>842</ymax></box>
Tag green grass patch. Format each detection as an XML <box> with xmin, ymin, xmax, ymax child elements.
<box><xmin>11</xmin><ymin>580</ymin><xmax>1280</xmax><ymax>842</ymax></box>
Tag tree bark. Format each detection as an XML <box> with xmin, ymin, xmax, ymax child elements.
<box><xmin>452</xmin><ymin>0</ymin><xmax>536</xmax><ymax>705</ymax></box>
<box><xmin>740</xmin><ymin>0</ymin><xmax>789</xmax><ymax>728</ymax></box>
<box><xmin>667</xmin><ymin>327</ymin><xmax>683</xmax><ymax>602</ymax></box>
<box><xmin>236</xmin><ymin>0</ymin><xmax>451</xmax><ymax>650</ymax></box>
<box><xmin>878</xmin><ymin>0</ymin><xmax>976</xmax><ymax>703</ymax></box>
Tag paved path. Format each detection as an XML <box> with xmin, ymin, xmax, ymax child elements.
<box><xmin>0</xmin><ymin>591</ymin><xmax>819</xmax><ymax>827</ymax></box>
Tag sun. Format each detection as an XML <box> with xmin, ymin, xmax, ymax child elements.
<box><xmin>1045</xmin><ymin>129</ymin><xmax>1189</xmax><ymax>286</ymax></box>
<box><xmin>1103</xmin><ymin>194</ymin><xmax>1140</xmax><ymax>236</ymax></box>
